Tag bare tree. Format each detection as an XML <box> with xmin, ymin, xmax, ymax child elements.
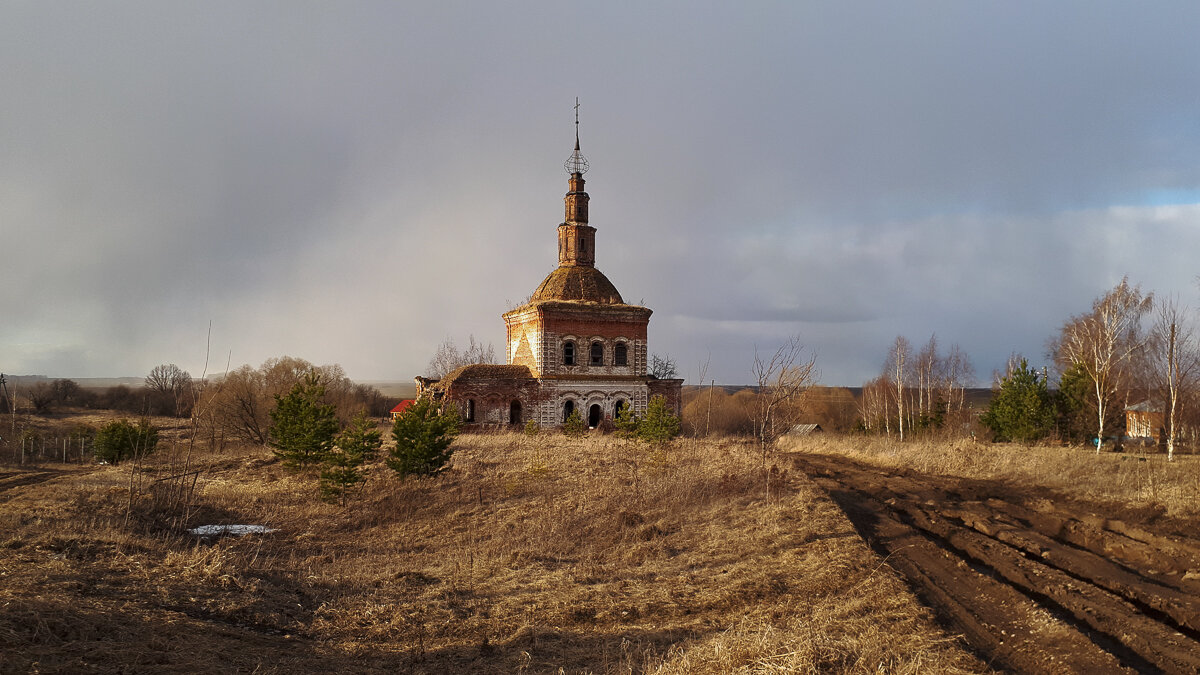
<box><xmin>146</xmin><ymin>364</ymin><xmax>193</xmax><ymax>417</ymax></box>
<box><xmin>1151</xmin><ymin>297</ymin><xmax>1199</xmax><ymax>461</ymax></box>
<box><xmin>915</xmin><ymin>334</ymin><xmax>939</xmax><ymax>421</ymax></box>
<box><xmin>942</xmin><ymin>343</ymin><xmax>975</xmax><ymax>422</ymax></box>
<box><xmin>198</xmin><ymin>356</ymin><xmax>393</xmax><ymax>447</ymax></box>
<box><xmin>1055</xmin><ymin>277</ymin><xmax>1153</xmax><ymax>453</ymax></box>
<box><xmin>650</xmin><ymin>353</ymin><xmax>678</xmax><ymax>379</ymax></box>
<box><xmin>425</xmin><ymin>335</ymin><xmax>496</xmax><ymax>379</ymax></box>
<box><xmin>750</xmin><ymin>335</ymin><xmax>818</xmax><ymax>455</ymax></box>
<box><xmin>28</xmin><ymin>382</ymin><xmax>55</xmax><ymax>414</ymax></box>
<box><xmin>885</xmin><ymin>336</ymin><xmax>912</xmax><ymax>441</ymax></box>
<box><xmin>858</xmin><ymin>375</ymin><xmax>891</xmax><ymax>434</ymax></box>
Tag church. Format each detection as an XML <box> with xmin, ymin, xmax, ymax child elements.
<box><xmin>414</xmin><ymin>116</ymin><xmax>682</xmax><ymax>429</ymax></box>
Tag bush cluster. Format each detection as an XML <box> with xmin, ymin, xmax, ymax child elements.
<box><xmin>94</xmin><ymin>419</ymin><xmax>159</xmax><ymax>465</ymax></box>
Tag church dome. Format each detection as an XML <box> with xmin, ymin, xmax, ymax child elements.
<box><xmin>529</xmin><ymin>265</ymin><xmax>624</xmax><ymax>305</ymax></box>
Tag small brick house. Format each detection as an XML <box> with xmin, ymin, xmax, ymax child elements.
<box><xmin>415</xmin><ymin>125</ymin><xmax>683</xmax><ymax>429</ymax></box>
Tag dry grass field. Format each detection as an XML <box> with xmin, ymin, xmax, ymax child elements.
<box><xmin>0</xmin><ymin>422</ymin><xmax>986</xmax><ymax>674</ymax></box>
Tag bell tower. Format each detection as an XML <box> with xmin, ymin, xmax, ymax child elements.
<box><xmin>558</xmin><ymin>99</ymin><xmax>596</xmax><ymax>267</ymax></box>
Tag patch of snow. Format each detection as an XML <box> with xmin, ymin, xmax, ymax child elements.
<box><xmin>188</xmin><ymin>524</ymin><xmax>278</xmax><ymax>536</ymax></box>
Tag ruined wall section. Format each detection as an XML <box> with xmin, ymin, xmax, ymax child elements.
<box><xmin>647</xmin><ymin>378</ymin><xmax>685</xmax><ymax>417</ymax></box>
<box><xmin>443</xmin><ymin>372</ymin><xmax>540</xmax><ymax>428</ymax></box>
<box><xmin>532</xmin><ymin>380</ymin><xmax>649</xmax><ymax>428</ymax></box>
<box><xmin>503</xmin><ymin>306</ymin><xmax>544</xmax><ymax>377</ymax></box>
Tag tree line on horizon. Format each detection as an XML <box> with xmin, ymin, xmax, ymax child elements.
<box><xmin>5</xmin><ymin>275</ymin><xmax>1198</xmax><ymax>460</ymax></box>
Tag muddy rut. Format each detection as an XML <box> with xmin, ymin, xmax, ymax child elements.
<box><xmin>790</xmin><ymin>452</ymin><xmax>1200</xmax><ymax>674</ymax></box>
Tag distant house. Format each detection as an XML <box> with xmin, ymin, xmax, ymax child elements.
<box><xmin>390</xmin><ymin>399</ymin><xmax>415</xmax><ymax>420</ymax></box>
<box><xmin>1125</xmin><ymin>401</ymin><xmax>1163</xmax><ymax>442</ymax></box>
<box><xmin>785</xmin><ymin>423</ymin><xmax>824</xmax><ymax>436</ymax></box>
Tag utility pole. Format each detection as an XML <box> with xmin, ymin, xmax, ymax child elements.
<box><xmin>706</xmin><ymin>379</ymin><xmax>714</xmax><ymax>437</ymax></box>
<box><xmin>0</xmin><ymin>374</ymin><xmax>13</xmax><ymax>439</ymax></box>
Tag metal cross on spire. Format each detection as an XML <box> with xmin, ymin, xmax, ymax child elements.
<box><xmin>565</xmin><ymin>97</ymin><xmax>590</xmax><ymax>175</ymax></box>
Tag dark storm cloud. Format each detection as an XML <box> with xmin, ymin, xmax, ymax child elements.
<box><xmin>3</xmin><ymin>2</ymin><xmax>1200</xmax><ymax>386</ymax></box>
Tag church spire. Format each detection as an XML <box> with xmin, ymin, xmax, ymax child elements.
<box><xmin>559</xmin><ymin>98</ymin><xmax>595</xmax><ymax>266</ymax></box>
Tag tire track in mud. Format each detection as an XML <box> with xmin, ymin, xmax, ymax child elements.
<box><xmin>790</xmin><ymin>452</ymin><xmax>1200</xmax><ymax>674</ymax></box>
<box><xmin>0</xmin><ymin>468</ymin><xmax>69</xmax><ymax>503</ymax></box>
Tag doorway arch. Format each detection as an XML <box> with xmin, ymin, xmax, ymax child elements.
<box><xmin>588</xmin><ymin>403</ymin><xmax>602</xmax><ymax>428</ymax></box>
<box><xmin>509</xmin><ymin>400</ymin><xmax>522</xmax><ymax>425</ymax></box>
<box><xmin>563</xmin><ymin>399</ymin><xmax>575</xmax><ymax>423</ymax></box>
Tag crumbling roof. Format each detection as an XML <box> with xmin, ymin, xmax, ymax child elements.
<box><xmin>529</xmin><ymin>265</ymin><xmax>624</xmax><ymax>305</ymax></box>
<box><xmin>390</xmin><ymin>399</ymin><xmax>415</xmax><ymax>414</ymax></box>
<box><xmin>439</xmin><ymin>364</ymin><xmax>535</xmax><ymax>387</ymax></box>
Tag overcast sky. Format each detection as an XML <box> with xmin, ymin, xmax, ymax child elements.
<box><xmin>5</xmin><ymin>1</ymin><xmax>1200</xmax><ymax>386</ymax></box>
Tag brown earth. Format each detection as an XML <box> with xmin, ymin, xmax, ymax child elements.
<box><xmin>790</xmin><ymin>451</ymin><xmax>1200</xmax><ymax>674</ymax></box>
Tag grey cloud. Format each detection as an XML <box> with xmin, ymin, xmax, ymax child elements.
<box><xmin>4</xmin><ymin>2</ymin><xmax>1200</xmax><ymax>385</ymax></box>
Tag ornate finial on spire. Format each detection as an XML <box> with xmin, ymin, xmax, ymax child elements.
<box><xmin>565</xmin><ymin>98</ymin><xmax>589</xmax><ymax>175</ymax></box>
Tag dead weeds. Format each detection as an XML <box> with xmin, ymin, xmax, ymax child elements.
<box><xmin>1</xmin><ymin>428</ymin><xmax>985</xmax><ymax>673</ymax></box>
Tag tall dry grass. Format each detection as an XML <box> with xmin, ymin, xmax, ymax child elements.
<box><xmin>781</xmin><ymin>434</ymin><xmax>1200</xmax><ymax>521</ymax></box>
<box><xmin>0</xmin><ymin>430</ymin><xmax>986</xmax><ymax>673</ymax></box>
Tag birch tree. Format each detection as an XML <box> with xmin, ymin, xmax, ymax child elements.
<box><xmin>1055</xmin><ymin>277</ymin><xmax>1152</xmax><ymax>453</ymax></box>
<box><xmin>750</xmin><ymin>335</ymin><xmax>818</xmax><ymax>456</ymax></box>
<box><xmin>942</xmin><ymin>343</ymin><xmax>975</xmax><ymax>422</ymax></box>
<box><xmin>915</xmin><ymin>334</ymin><xmax>939</xmax><ymax>422</ymax></box>
<box><xmin>885</xmin><ymin>336</ymin><xmax>912</xmax><ymax>441</ymax></box>
<box><xmin>1151</xmin><ymin>297</ymin><xmax>1199</xmax><ymax>461</ymax></box>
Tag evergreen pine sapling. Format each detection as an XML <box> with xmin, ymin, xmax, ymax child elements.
<box><xmin>562</xmin><ymin>408</ymin><xmax>585</xmax><ymax>437</ymax></box>
<box><xmin>614</xmin><ymin>403</ymin><xmax>639</xmax><ymax>438</ymax></box>
<box><xmin>388</xmin><ymin>398</ymin><xmax>460</xmax><ymax>478</ymax></box>
<box><xmin>637</xmin><ymin>395</ymin><xmax>681</xmax><ymax>445</ymax></box>
<box><xmin>980</xmin><ymin>359</ymin><xmax>1056</xmax><ymax>444</ymax></box>
<box><xmin>320</xmin><ymin>410</ymin><xmax>382</xmax><ymax>505</ymax></box>
<box><xmin>269</xmin><ymin>372</ymin><xmax>339</xmax><ymax>470</ymax></box>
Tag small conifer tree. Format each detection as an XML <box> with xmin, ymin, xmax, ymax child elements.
<box><xmin>320</xmin><ymin>410</ymin><xmax>382</xmax><ymax>504</ymax></box>
<box><xmin>562</xmin><ymin>408</ymin><xmax>585</xmax><ymax>437</ymax></box>
<box><xmin>980</xmin><ymin>359</ymin><xmax>1056</xmax><ymax>444</ymax></box>
<box><xmin>614</xmin><ymin>403</ymin><xmax>639</xmax><ymax>437</ymax></box>
<box><xmin>637</xmin><ymin>395</ymin><xmax>681</xmax><ymax>445</ymax></box>
<box><xmin>388</xmin><ymin>398</ymin><xmax>460</xmax><ymax>478</ymax></box>
<box><xmin>269</xmin><ymin>372</ymin><xmax>339</xmax><ymax>470</ymax></box>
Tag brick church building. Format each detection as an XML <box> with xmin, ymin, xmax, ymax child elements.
<box><xmin>415</xmin><ymin>119</ymin><xmax>682</xmax><ymax>429</ymax></box>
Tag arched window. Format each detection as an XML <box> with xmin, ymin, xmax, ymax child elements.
<box><xmin>509</xmin><ymin>400</ymin><xmax>522</xmax><ymax>425</ymax></box>
<box><xmin>563</xmin><ymin>399</ymin><xmax>575</xmax><ymax>422</ymax></box>
<box><xmin>563</xmin><ymin>340</ymin><xmax>575</xmax><ymax>366</ymax></box>
<box><xmin>579</xmin><ymin>236</ymin><xmax>587</xmax><ymax>254</ymax></box>
<box><xmin>614</xmin><ymin>399</ymin><xmax>628</xmax><ymax>420</ymax></box>
<box><xmin>465</xmin><ymin>399</ymin><xmax>476</xmax><ymax>423</ymax></box>
<box><xmin>614</xmin><ymin>342</ymin><xmax>628</xmax><ymax>366</ymax></box>
<box><xmin>590</xmin><ymin>341</ymin><xmax>604</xmax><ymax>366</ymax></box>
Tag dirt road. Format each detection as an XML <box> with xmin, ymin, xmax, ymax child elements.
<box><xmin>790</xmin><ymin>452</ymin><xmax>1200</xmax><ymax>674</ymax></box>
